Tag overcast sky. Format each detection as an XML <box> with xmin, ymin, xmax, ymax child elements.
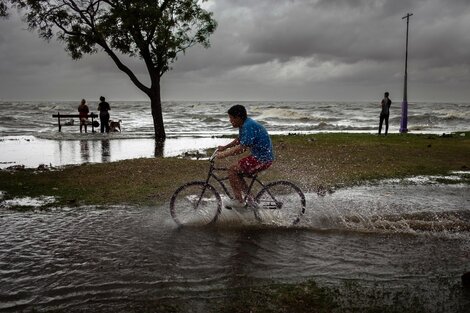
<box><xmin>1</xmin><ymin>0</ymin><xmax>470</xmax><ymax>102</ymax></box>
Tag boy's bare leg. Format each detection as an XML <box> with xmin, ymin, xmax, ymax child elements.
<box><xmin>228</xmin><ymin>163</ymin><xmax>248</xmax><ymax>202</ymax></box>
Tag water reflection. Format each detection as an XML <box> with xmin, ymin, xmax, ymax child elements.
<box><xmin>80</xmin><ymin>140</ymin><xmax>89</xmax><ymax>163</ymax></box>
<box><xmin>0</xmin><ymin>136</ymin><xmax>231</xmax><ymax>169</ymax></box>
<box><xmin>101</xmin><ymin>139</ymin><xmax>110</xmax><ymax>163</ymax></box>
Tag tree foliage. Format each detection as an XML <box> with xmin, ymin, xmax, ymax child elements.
<box><xmin>0</xmin><ymin>0</ymin><xmax>8</xmax><ymax>17</ymax></box>
<box><xmin>9</xmin><ymin>0</ymin><xmax>217</xmax><ymax>95</ymax></box>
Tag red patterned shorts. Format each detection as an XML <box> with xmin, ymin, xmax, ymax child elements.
<box><xmin>238</xmin><ymin>156</ymin><xmax>272</xmax><ymax>175</ymax></box>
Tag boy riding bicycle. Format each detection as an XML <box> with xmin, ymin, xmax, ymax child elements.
<box><xmin>216</xmin><ymin>105</ymin><xmax>274</xmax><ymax>209</ymax></box>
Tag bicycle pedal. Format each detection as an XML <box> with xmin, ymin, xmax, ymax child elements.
<box><xmin>246</xmin><ymin>202</ymin><xmax>259</xmax><ymax>210</ymax></box>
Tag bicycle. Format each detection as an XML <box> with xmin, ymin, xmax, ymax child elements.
<box><xmin>169</xmin><ymin>150</ymin><xmax>306</xmax><ymax>226</ymax></box>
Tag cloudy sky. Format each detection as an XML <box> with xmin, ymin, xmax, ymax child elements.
<box><xmin>1</xmin><ymin>0</ymin><xmax>469</xmax><ymax>102</ymax></box>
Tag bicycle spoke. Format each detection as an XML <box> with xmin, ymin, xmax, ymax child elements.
<box><xmin>255</xmin><ymin>181</ymin><xmax>305</xmax><ymax>226</ymax></box>
<box><xmin>170</xmin><ymin>182</ymin><xmax>221</xmax><ymax>226</ymax></box>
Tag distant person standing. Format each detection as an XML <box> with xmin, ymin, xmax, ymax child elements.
<box><xmin>78</xmin><ymin>99</ymin><xmax>89</xmax><ymax>133</ymax></box>
<box><xmin>98</xmin><ymin>96</ymin><xmax>111</xmax><ymax>133</ymax></box>
<box><xmin>378</xmin><ymin>92</ymin><xmax>392</xmax><ymax>135</ymax></box>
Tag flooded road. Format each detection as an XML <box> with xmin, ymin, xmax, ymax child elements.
<box><xmin>1</xmin><ymin>177</ymin><xmax>469</xmax><ymax>312</ymax></box>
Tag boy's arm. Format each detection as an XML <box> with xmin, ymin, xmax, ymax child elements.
<box><xmin>216</xmin><ymin>144</ymin><xmax>246</xmax><ymax>159</ymax></box>
<box><xmin>218</xmin><ymin>138</ymin><xmax>240</xmax><ymax>151</ymax></box>
<box><xmin>216</xmin><ymin>138</ymin><xmax>247</xmax><ymax>159</ymax></box>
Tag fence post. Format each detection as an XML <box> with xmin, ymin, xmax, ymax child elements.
<box><xmin>57</xmin><ymin>112</ymin><xmax>62</xmax><ymax>132</ymax></box>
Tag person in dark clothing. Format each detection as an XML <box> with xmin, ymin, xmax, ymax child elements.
<box><xmin>78</xmin><ymin>99</ymin><xmax>90</xmax><ymax>133</ymax></box>
<box><xmin>98</xmin><ymin>96</ymin><xmax>111</xmax><ymax>133</ymax></box>
<box><xmin>378</xmin><ymin>92</ymin><xmax>392</xmax><ymax>135</ymax></box>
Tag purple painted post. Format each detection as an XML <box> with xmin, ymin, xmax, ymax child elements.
<box><xmin>400</xmin><ymin>13</ymin><xmax>412</xmax><ymax>133</ymax></box>
<box><xmin>400</xmin><ymin>100</ymin><xmax>408</xmax><ymax>133</ymax></box>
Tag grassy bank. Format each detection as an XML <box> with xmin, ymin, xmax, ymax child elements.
<box><xmin>0</xmin><ymin>133</ymin><xmax>469</xmax><ymax>209</ymax></box>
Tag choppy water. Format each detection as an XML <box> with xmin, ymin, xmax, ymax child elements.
<box><xmin>1</xmin><ymin>100</ymin><xmax>469</xmax><ymax>138</ymax></box>
<box><xmin>1</xmin><ymin>176</ymin><xmax>469</xmax><ymax>312</ymax></box>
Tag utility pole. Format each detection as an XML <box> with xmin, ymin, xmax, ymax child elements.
<box><xmin>400</xmin><ymin>13</ymin><xmax>413</xmax><ymax>133</ymax></box>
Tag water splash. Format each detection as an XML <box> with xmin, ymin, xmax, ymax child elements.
<box><xmin>301</xmin><ymin>178</ymin><xmax>470</xmax><ymax>236</ymax></box>
<box><xmin>1</xmin><ymin>195</ymin><xmax>57</xmax><ymax>209</ymax></box>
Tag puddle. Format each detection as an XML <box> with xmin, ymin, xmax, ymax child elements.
<box><xmin>0</xmin><ymin>136</ymin><xmax>229</xmax><ymax>169</ymax></box>
<box><xmin>0</xmin><ymin>176</ymin><xmax>469</xmax><ymax>312</ymax></box>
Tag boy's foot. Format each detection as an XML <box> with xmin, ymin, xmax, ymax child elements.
<box><xmin>224</xmin><ymin>199</ymin><xmax>246</xmax><ymax>210</ymax></box>
<box><xmin>245</xmin><ymin>198</ymin><xmax>259</xmax><ymax>209</ymax></box>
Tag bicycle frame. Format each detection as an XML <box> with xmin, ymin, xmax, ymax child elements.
<box><xmin>170</xmin><ymin>150</ymin><xmax>306</xmax><ymax>226</ymax></box>
<box><xmin>206</xmin><ymin>150</ymin><xmax>267</xmax><ymax>203</ymax></box>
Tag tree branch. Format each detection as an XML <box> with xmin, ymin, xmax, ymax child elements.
<box><xmin>97</xmin><ymin>38</ymin><xmax>151</xmax><ymax>94</ymax></box>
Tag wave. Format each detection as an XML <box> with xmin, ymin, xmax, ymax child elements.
<box><xmin>200</xmin><ymin>116</ymin><xmax>222</xmax><ymax>123</ymax></box>
<box><xmin>0</xmin><ymin>116</ymin><xmax>18</xmax><ymax>123</ymax></box>
<box><xmin>257</xmin><ymin>108</ymin><xmax>327</xmax><ymax>122</ymax></box>
<box><xmin>407</xmin><ymin>124</ymin><xmax>436</xmax><ymax>131</ymax></box>
<box><xmin>1</xmin><ymin>101</ymin><xmax>469</xmax><ymax>137</ymax></box>
<box><xmin>409</xmin><ymin>113</ymin><xmax>469</xmax><ymax>124</ymax></box>
<box><xmin>442</xmin><ymin>111</ymin><xmax>470</xmax><ymax>120</ymax></box>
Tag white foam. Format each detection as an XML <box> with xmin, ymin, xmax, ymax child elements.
<box><xmin>2</xmin><ymin>196</ymin><xmax>56</xmax><ymax>208</ymax></box>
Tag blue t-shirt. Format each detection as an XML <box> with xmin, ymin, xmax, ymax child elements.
<box><xmin>239</xmin><ymin>117</ymin><xmax>274</xmax><ymax>163</ymax></box>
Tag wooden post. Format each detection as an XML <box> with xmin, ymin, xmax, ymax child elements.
<box><xmin>57</xmin><ymin>112</ymin><xmax>62</xmax><ymax>132</ymax></box>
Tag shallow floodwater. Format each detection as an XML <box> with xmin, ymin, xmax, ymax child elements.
<box><xmin>0</xmin><ymin>136</ymin><xmax>229</xmax><ymax>169</ymax></box>
<box><xmin>0</xmin><ymin>178</ymin><xmax>469</xmax><ymax>312</ymax></box>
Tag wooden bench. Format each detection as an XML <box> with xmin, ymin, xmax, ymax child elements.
<box><xmin>52</xmin><ymin>112</ymin><xmax>98</xmax><ymax>132</ymax></box>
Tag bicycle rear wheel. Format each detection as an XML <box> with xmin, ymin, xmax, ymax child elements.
<box><xmin>255</xmin><ymin>181</ymin><xmax>306</xmax><ymax>225</ymax></box>
<box><xmin>170</xmin><ymin>181</ymin><xmax>222</xmax><ymax>226</ymax></box>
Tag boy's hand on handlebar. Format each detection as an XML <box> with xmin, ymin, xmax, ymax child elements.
<box><xmin>216</xmin><ymin>150</ymin><xmax>228</xmax><ymax>159</ymax></box>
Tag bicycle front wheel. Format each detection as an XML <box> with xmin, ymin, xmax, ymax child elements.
<box><xmin>255</xmin><ymin>181</ymin><xmax>306</xmax><ymax>226</ymax></box>
<box><xmin>170</xmin><ymin>181</ymin><xmax>222</xmax><ymax>226</ymax></box>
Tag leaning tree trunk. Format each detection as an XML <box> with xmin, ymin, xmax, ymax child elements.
<box><xmin>149</xmin><ymin>82</ymin><xmax>166</xmax><ymax>143</ymax></box>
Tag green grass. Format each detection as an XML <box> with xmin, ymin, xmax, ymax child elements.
<box><xmin>0</xmin><ymin>133</ymin><xmax>469</xmax><ymax>209</ymax></box>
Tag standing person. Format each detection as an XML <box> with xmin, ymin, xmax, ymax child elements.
<box><xmin>216</xmin><ymin>104</ymin><xmax>274</xmax><ymax>209</ymax></box>
<box><xmin>78</xmin><ymin>98</ymin><xmax>89</xmax><ymax>133</ymax></box>
<box><xmin>97</xmin><ymin>96</ymin><xmax>111</xmax><ymax>133</ymax></box>
<box><xmin>378</xmin><ymin>92</ymin><xmax>392</xmax><ymax>135</ymax></box>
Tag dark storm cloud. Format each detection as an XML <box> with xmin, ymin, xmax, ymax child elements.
<box><xmin>208</xmin><ymin>0</ymin><xmax>470</xmax><ymax>65</ymax></box>
<box><xmin>1</xmin><ymin>0</ymin><xmax>470</xmax><ymax>101</ymax></box>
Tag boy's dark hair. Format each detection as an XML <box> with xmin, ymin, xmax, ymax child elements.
<box><xmin>228</xmin><ymin>104</ymin><xmax>247</xmax><ymax>120</ymax></box>
<box><xmin>100</xmin><ymin>96</ymin><xmax>105</xmax><ymax>101</ymax></box>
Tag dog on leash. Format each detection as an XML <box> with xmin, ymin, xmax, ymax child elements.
<box><xmin>109</xmin><ymin>119</ymin><xmax>122</xmax><ymax>132</ymax></box>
